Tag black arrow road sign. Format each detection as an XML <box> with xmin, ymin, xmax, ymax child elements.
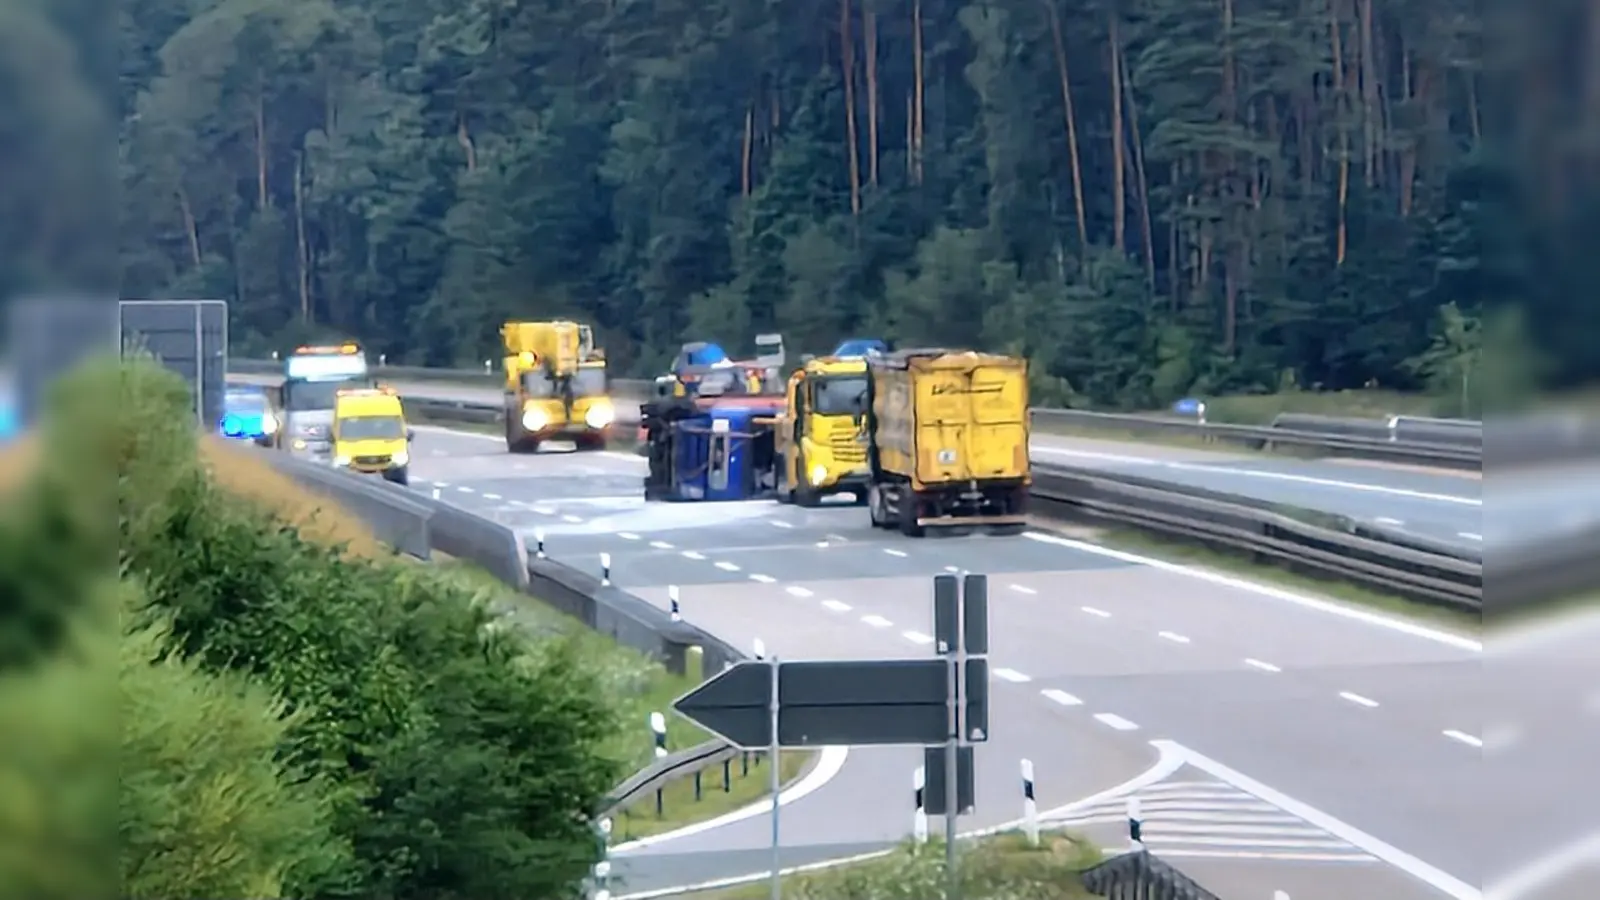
<box><xmin>673</xmin><ymin>658</ymin><xmax>950</xmax><ymax>749</ymax></box>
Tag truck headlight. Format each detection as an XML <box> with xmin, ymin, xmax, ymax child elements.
<box><xmin>585</xmin><ymin>402</ymin><xmax>615</xmax><ymax>428</ymax></box>
<box><xmin>392</xmin><ymin>451</ymin><xmax>408</xmax><ymax>466</ymax></box>
<box><xmin>809</xmin><ymin>463</ymin><xmax>828</xmax><ymax>486</ymax></box>
<box><xmin>522</xmin><ymin>408</ymin><xmax>549</xmax><ymax>430</ymax></box>
<box><xmin>334</xmin><ymin>455</ymin><xmax>351</xmax><ymax>467</ymax></box>
<box><xmin>292</xmin><ymin>438</ymin><xmax>307</xmax><ymax>450</ymax></box>
<box><xmin>261</xmin><ymin>413</ymin><xmax>278</xmax><ymax>435</ymax></box>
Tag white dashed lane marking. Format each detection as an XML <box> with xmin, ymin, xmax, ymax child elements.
<box><xmin>1082</xmin><ymin>606</ymin><xmax>1111</xmax><ymax>618</ymax></box>
<box><xmin>1339</xmin><ymin>691</ymin><xmax>1380</xmax><ymax>708</ymax></box>
<box><xmin>994</xmin><ymin>668</ymin><xmax>1031</xmax><ymax>683</ymax></box>
<box><xmin>1442</xmin><ymin>729</ymin><xmax>1482</xmax><ymax>748</ymax></box>
<box><xmin>714</xmin><ymin>561</ymin><xmax>741</xmax><ymax>572</ymax></box>
<box><xmin>770</xmin><ymin>520</ymin><xmax>793</xmax><ymax>529</ymax></box>
<box><xmin>861</xmin><ymin>615</ymin><xmax>892</xmax><ymax>628</ymax></box>
<box><xmin>457</xmin><ymin>486</ymin><xmax>474</xmax><ymax>493</ymax></box>
<box><xmin>1459</xmin><ymin>532</ymin><xmax>1482</xmax><ymax>541</ymax></box>
<box><xmin>1041</xmin><ymin>689</ymin><xmax>1083</xmax><ymax>706</ymax></box>
<box><xmin>650</xmin><ymin>540</ymin><xmax>674</xmax><ymax>549</ymax></box>
<box><xmin>903</xmin><ymin>631</ymin><xmax>934</xmax><ymax>645</ymax></box>
<box><xmin>1010</xmin><ymin>584</ymin><xmax>1037</xmax><ymax>595</ymax></box>
<box><xmin>483</xmin><ymin>492</ymin><xmax>501</xmax><ymax>500</ymax></box>
<box><xmin>1244</xmin><ymin>658</ymin><xmax>1281</xmax><ymax>673</ymax></box>
<box><xmin>749</xmin><ymin>573</ymin><xmax>775</xmax><ymax>584</ymax></box>
<box><xmin>617</xmin><ymin>532</ymin><xmax>640</xmax><ymax>541</ymax></box>
<box><xmin>681</xmin><ymin>550</ymin><xmax>706</xmax><ymax>560</ymax></box>
<box><xmin>822</xmin><ymin>600</ymin><xmax>852</xmax><ymax>613</ymax></box>
<box><xmin>1159</xmin><ymin>631</ymin><xmax>1191</xmax><ymax>644</ymax></box>
<box><xmin>883</xmin><ymin>548</ymin><xmax>908</xmax><ymax>558</ymax></box>
<box><xmin>561</xmin><ymin>514</ymin><xmax>582</xmax><ymax>523</ymax></box>
<box><xmin>1094</xmin><ymin>713</ymin><xmax>1140</xmax><ymax>731</ymax></box>
<box><xmin>785</xmin><ymin>586</ymin><xmax>813</xmax><ymax>597</ymax></box>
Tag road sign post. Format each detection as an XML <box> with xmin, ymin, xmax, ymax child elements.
<box><xmin>768</xmin><ymin>655</ymin><xmax>780</xmax><ymax>900</ymax></box>
<box><xmin>669</xmin><ymin>574</ymin><xmax>993</xmax><ymax>900</ymax></box>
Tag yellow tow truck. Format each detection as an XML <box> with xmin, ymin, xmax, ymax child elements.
<box><xmin>775</xmin><ymin>356</ymin><xmax>872</xmax><ymax>506</ymax></box>
<box><xmin>862</xmin><ymin>349</ymin><xmax>1031</xmax><ymax>536</ymax></box>
<box><xmin>330</xmin><ymin>386</ymin><xmax>414</xmax><ymax>485</ymax></box>
<box><xmin>501</xmin><ymin>320</ymin><xmax>614</xmax><ymax>452</ymax></box>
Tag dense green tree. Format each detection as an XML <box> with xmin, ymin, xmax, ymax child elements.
<box><xmin>103</xmin><ymin>0</ymin><xmax>1585</xmax><ymax>406</ymax></box>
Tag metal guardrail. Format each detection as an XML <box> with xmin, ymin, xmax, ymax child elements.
<box><xmin>1031</xmin><ymin>464</ymin><xmax>1482</xmax><ymax>610</ymax></box>
<box><xmin>252</xmin><ymin>446</ymin><xmax>764</xmax><ymax>820</ymax></box>
<box><xmin>227</xmin><ymin>358</ymin><xmax>1484</xmax><ymax>469</ymax></box>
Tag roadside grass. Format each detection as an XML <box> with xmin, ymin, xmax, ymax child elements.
<box><xmin>1058</xmin><ymin>522</ymin><xmax>1480</xmax><ymax>634</ymax></box>
<box><xmin>1196</xmin><ymin>388</ymin><xmax>1442</xmax><ymax>424</ymax></box>
<box><xmin>675</xmin><ymin>831</ymin><xmax>1103</xmax><ymax>900</ymax></box>
<box><xmin>0</xmin><ymin>433</ymin><xmax>37</xmax><ymax>495</ymax></box>
<box><xmin>611</xmin><ymin>750</ymin><xmax>812</xmax><ymax>842</ymax></box>
<box><xmin>200</xmin><ymin>435</ymin><xmax>390</xmax><ymax>558</ymax></box>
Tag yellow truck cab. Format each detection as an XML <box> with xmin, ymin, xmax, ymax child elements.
<box><xmin>501</xmin><ymin>320</ymin><xmax>614</xmax><ymax>452</ymax></box>
<box><xmin>775</xmin><ymin>356</ymin><xmax>871</xmax><ymax>506</ymax></box>
<box><xmin>862</xmin><ymin>349</ymin><xmax>1030</xmax><ymax>536</ymax></box>
<box><xmin>330</xmin><ymin>387</ymin><xmax>414</xmax><ymax>485</ymax></box>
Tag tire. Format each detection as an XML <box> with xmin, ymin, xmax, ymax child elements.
<box><xmin>578</xmin><ymin>433</ymin><xmax>608</xmax><ymax>452</ymax></box>
<box><xmin>775</xmin><ymin>455</ymin><xmax>793</xmax><ymax>504</ymax></box>
<box><xmin>988</xmin><ymin>522</ymin><xmax>1025</xmax><ymax>536</ymax></box>
<box><xmin>867</xmin><ymin>484</ymin><xmax>891</xmax><ymax>528</ymax></box>
<box><xmin>897</xmin><ymin>488</ymin><xmax>925</xmax><ymax>537</ymax></box>
<box><xmin>383</xmin><ymin>465</ymin><xmax>409</xmax><ymax>486</ymax></box>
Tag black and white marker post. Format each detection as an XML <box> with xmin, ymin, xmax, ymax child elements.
<box><xmin>669</xmin><ymin>585</ymin><xmax>681</xmax><ymax>622</ymax></box>
<box><xmin>600</xmin><ymin>552</ymin><xmax>611</xmax><ymax>586</ymax></box>
<box><xmin>913</xmin><ymin>766</ymin><xmax>928</xmax><ymax>844</ymax></box>
<box><xmin>766</xmin><ymin>649</ymin><xmax>781</xmax><ymax>900</ymax></box>
<box><xmin>590</xmin><ymin>816</ymin><xmax>613</xmax><ymax>900</ymax></box>
<box><xmin>1127</xmin><ymin>796</ymin><xmax>1143</xmax><ymax>851</ymax></box>
<box><xmin>650</xmin><ymin>712</ymin><xmax>668</xmax><ymax>759</ymax></box>
<box><xmin>534</xmin><ymin>528</ymin><xmax>546</xmax><ymax>559</ymax></box>
<box><xmin>1021</xmin><ymin>759</ymin><xmax>1038</xmax><ymax>846</ymax></box>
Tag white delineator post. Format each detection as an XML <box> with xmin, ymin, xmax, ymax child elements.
<box><xmin>669</xmin><ymin>585</ymin><xmax>681</xmax><ymax>622</ymax></box>
<box><xmin>913</xmin><ymin>765</ymin><xmax>928</xmax><ymax>844</ymax></box>
<box><xmin>591</xmin><ymin>817</ymin><xmax>613</xmax><ymax>900</ymax></box>
<box><xmin>534</xmin><ymin>528</ymin><xmax>546</xmax><ymax>559</ymax></box>
<box><xmin>650</xmin><ymin>711</ymin><xmax>667</xmax><ymax>759</ymax></box>
<box><xmin>753</xmin><ymin>638</ymin><xmax>766</xmax><ymax>660</ymax></box>
<box><xmin>1128</xmin><ymin>796</ymin><xmax>1143</xmax><ymax>851</ymax></box>
<box><xmin>1021</xmin><ymin>758</ymin><xmax>1038</xmax><ymax>846</ymax></box>
<box><xmin>600</xmin><ymin>552</ymin><xmax>611</xmax><ymax>585</ymax></box>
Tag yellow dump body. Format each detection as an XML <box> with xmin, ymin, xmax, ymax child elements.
<box><xmin>868</xmin><ymin>350</ymin><xmax>1030</xmax><ymax>490</ymax></box>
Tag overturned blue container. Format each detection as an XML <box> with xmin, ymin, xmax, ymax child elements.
<box><xmin>666</xmin><ymin>406</ymin><xmax>773</xmax><ymax>502</ymax></box>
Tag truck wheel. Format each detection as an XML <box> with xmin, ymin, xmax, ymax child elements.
<box><xmin>867</xmin><ymin>485</ymin><xmax>892</xmax><ymax>528</ymax></box>
<box><xmin>793</xmin><ymin>454</ymin><xmax>820</xmax><ymax>507</ymax></box>
<box><xmin>578</xmin><ymin>433</ymin><xmax>608</xmax><ymax>452</ymax></box>
<box><xmin>897</xmin><ymin>489</ymin><xmax>925</xmax><ymax>537</ymax></box>
<box><xmin>383</xmin><ymin>465</ymin><xmax>409</xmax><ymax>486</ymax></box>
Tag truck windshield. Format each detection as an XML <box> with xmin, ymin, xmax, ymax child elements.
<box><xmin>283</xmin><ymin>379</ymin><xmax>357</xmax><ymax>411</ymax></box>
<box><xmin>337</xmin><ymin>416</ymin><xmax>404</xmax><ymax>440</ymax></box>
<box><xmin>811</xmin><ymin>376</ymin><xmax>868</xmax><ymax>416</ymax></box>
<box><xmin>521</xmin><ymin>367</ymin><xmax>607</xmax><ymax>398</ymax></box>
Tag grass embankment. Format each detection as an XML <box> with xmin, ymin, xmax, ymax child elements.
<box><xmin>206</xmin><ymin>441</ymin><xmax>816</xmax><ymax>833</ymax></box>
<box><xmin>434</xmin><ymin>560</ymin><xmax>817</xmax><ymax>834</ymax></box>
<box><xmin>681</xmin><ymin>832</ymin><xmax>1103</xmax><ymax>900</ymax></box>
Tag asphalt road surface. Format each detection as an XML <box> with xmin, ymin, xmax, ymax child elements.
<box><xmin>385</xmin><ymin>425</ymin><xmax>1495</xmax><ymax>898</ymax></box>
<box><xmin>226</xmin><ymin>372</ymin><xmax>1487</xmax><ymax>552</ymax></box>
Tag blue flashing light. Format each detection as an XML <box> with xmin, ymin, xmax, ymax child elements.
<box><xmin>219</xmin><ymin>413</ymin><xmax>265</xmax><ymax>438</ymax></box>
<box><xmin>0</xmin><ymin>402</ymin><xmax>16</xmax><ymax>441</ymax></box>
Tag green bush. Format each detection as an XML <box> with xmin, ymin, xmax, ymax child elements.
<box><xmin>101</xmin><ymin>357</ymin><xmax>624</xmax><ymax>898</ymax></box>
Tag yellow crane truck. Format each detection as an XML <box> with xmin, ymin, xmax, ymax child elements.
<box><xmin>862</xmin><ymin>348</ymin><xmax>1031</xmax><ymax>536</ymax></box>
<box><xmin>501</xmin><ymin>320</ymin><xmax>614</xmax><ymax>452</ymax></box>
<box><xmin>775</xmin><ymin>355</ymin><xmax>871</xmax><ymax>506</ymax></box>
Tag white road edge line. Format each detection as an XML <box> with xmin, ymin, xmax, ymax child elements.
<box><xmin>1441</xmin><ymin>729</ymin><xmax>1482</xmax><ymax>748</ymax></box>
<box><xmin>613</xmin><ymin>742</ymin><xmax>1188</xmax><ymax>897</ymax></box>
<box><xmin>609</xmin><ymin>745</ymin><xmax>850</xmax><ymax>854</ymax></box>
<box><xmin>1339</xmin><ymin>691</ymin><xmax>1379</xmax><ymax>708</ymax></box>
<box><xmin>1484</xmin><ymin>829</ymin><xmax>1600</xmax><ymax>900</ymax></box>
<box><xmin>1024</xmin><ymin>531</ymin><xmax>1482</xmax><ymax>652</ymax></box>
<box><xmin>1156</xmin><ymin>740</ymin><xmax>1480</xmax><ymax>899</ymax></box>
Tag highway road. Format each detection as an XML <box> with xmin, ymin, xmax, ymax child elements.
<box><xmin>228</xmin><ymin>372</ymin><xmax>1487</xmax><ymax>551</ymax></box>
<box><xmin>393</xmin><ymin>425</ymin><xmax>1493</xmax><ymax>899</ymax></box>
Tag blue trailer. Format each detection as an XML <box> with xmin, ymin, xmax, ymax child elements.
<box><xmin>642</xmin><ymin>398</ymin><xmax>779</xmax><ymax>502</ymax></box>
